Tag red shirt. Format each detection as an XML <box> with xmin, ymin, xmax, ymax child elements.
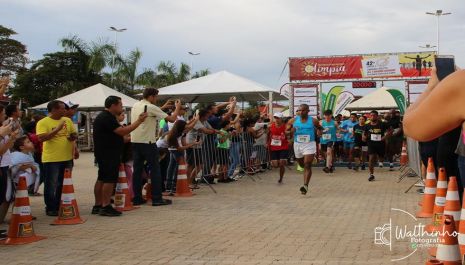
<box><xmin>268</xmin><ymin>123</ymin><xmax>288</xmax><ymax>151</ymax></box>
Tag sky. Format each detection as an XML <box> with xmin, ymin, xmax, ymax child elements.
<box><xmin>2</xmin><ymin>0</ymin><xmax>465</xmax><ymax>94</ymax></box>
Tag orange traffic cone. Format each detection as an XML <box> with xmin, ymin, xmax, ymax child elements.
<box><xmin>400</xmin><ymin>141</ymin><xmax>408</xmax><ymax>166</ymax></box>
<box><xmin>426</xmin><ymin>260</ymin><xmax>444</xmax><ymax>265</ymax></box>
<box><xmin>1</xmin><ymin>176</ymin><xmax>45</xmax><ymax>245</ymax></box>
<box><xmin>115</xmin><ymin>164</ymin><xmax>139</xmax><ymax>211</ymax></box>
<box><xmin>458</xmin><ymin>188</ymin><xmax>465</xmax><ymax>259</ymax></box>
<box><xmin>426</xmin><ymin>168</ymin><xmax>449</xmax><ymax>232</ymax></box>
<box><xmin>434</xmin><ymin>215</ymin><xmax>461</xmax><ymax>265</ymax></box>
<box><xmin>175</xmin><ymin>158</ymin><xmax>193</xmax><ymax>197</ymax></box>
<box><xmin>417</xmin><ymin>159</ymin><xmax>437</xmax><ymax>218</ymax></box>
<box><xmin>51</xmin><ymin>169</ymin><xmax>86</xmax><ymax>225</ymax></box>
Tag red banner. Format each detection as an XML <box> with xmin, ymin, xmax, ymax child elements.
<box><xmin>290</xmin><ymin>56</ymin><xmax>363</xmax><ymax>81</ymax></box>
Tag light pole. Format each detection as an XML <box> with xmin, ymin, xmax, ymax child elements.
<box><xmin>109</xmin><ymin>26</ymin><xmax>127</xmax><ymax>86</ymax></box>
<box><xmin>426</xmin><ymin>10</ymin><xmax>451</xmax><ymax>54</ymax></box>
<box><xmin>188</xmin><ymin>51</ymin><xmax>200</xmax><ymax>78</ymax></box>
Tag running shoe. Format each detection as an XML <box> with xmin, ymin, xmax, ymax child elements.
<box><xmin>323</xmin><ymin>167</ymin><xmax>330</xmax><ymax>173</ymax></box>
<box><xmin>300</xmin><ymin>185</ymin><xmax>308</xmax><ymax>195</ymax></box>
<box><xmin>347</xmin><ymin>163</ymin><xmax>352</xmax><ymax>170</ymax></box>
<box><xmin>378</xmin><ymin>162</ymin><xmax>383</xmax><ymax>168</ymax></box>
<box><xmin>99</xmin><ymin>205</ymin><xmax>122</xmax><ymax>217</ymax></box>
<box><xmin>368</xmin><ymin>174</ymin><xmax>375</xmax><ymax>182</ymax></box>
<box><xmin>361</xmin><ymin>164</ymin><xmax>366</xmax><ymax>170</ymax></box>
<box><xmin>91</xmin><ymin>205</ymin><xmax>102</xmax><ymax>215</ymax></box>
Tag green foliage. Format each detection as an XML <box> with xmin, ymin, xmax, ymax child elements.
<box><xmin>0</xmin><ymin>25</ymin><xmax>28</xmax><ymax>76</ymax></box>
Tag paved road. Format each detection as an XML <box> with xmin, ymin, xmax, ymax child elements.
<box><xmin>1</xmin><ymin>153</ymin><xmax>431</xmax><ymax>264</ymax></box>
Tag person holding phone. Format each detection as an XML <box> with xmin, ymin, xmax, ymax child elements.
<box><xmin>130</xmin><ymin>88</ymin><xmax>181</xmax><ymax>206</ymax></box>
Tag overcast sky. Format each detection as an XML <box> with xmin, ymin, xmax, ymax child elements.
<box><xmin>2</xmin><ymin>0</ymin><xmax>465</xmax><ymax>90</ymax></box>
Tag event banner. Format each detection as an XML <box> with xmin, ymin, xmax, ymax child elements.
<box><xmin>406</xmin><ymin>81</ymin><xmax>428</xmax><ymax>105</ymax></box>
<box><xmin>292</xmin><ymin>84</ymin><xmax>318</xmax><ymax>116</ymax></box>
<box><xmin>386</xmin><ymin>89</ymin><xmax>406</xmax><ymax>114</ymax></box>
<box><xmin>289</xmin><ymin>52</ymin><xmax>436</xmax><ymax>81</ymax></box>
<box><xmin>333</xmin><ymin>91</ymin><xmax>355</xmax><ymax>116</ymax></box>
<box><xmin>322</xmin><ymin>86</ymin><xmax>344</xmax><ymax>113</ymax></box>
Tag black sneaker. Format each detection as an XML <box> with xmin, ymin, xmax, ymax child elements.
<box><xmin>323</xmin><ymin>167</ymin><xmax>330</xmax><ymax>173</ymax></box>
<box><xmin>300</xmin><ymin>185</ymin><xmax>308</xmax><ymax>195</ymax></box>
<box><xmin>278</xmin><ymin>177</ymin><xmax>283</xmax><ymax>184</ymax></box>
<box><xmin>361</xmin><ymin>164</ymin><xmax>366</xmax><ymax>170</ymax></box>
<box><xmin>347</xmin><ymin>163</ymin><xmax>352</xmax><ymax>170</ymax></box>
<box><xmin>99</xmin><ymin>205</ymin><xmax>122</xmax><ymax>217</ymax></box>
<box><xmin>329</xmin><ymin>166</ymin><xmax>335</xmax><ymax>173</ymax></box>
<box><xmin>368</xmin><ymin>175</ymin><xmax>375</xmax><ymax>182</ymax></box>
<box><xmin>389</xmin><ymin>164</ymin><xmax>394</xmax><ymax>171</ymax></box>
<box><xmin>152</xmin><ymin>199</ymin><xmax>172</xmax><ymax>206</ymax></box>
<box><xmin>46</xmin><ymin>210</ymin><xmax>58</xmax><ymax>216</ymax></box>
<box><xmin>133</xmin><ymin>199</ymin><xmax>147</xmax><ymax>206</ymax></box>
<box><xmin>91</xmin><ymin>205</ymin><xmax>102</xmax><ymax>215</ymax></box>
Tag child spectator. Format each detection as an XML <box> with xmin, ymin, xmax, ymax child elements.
<box><xmin>217</xmin><ymin>120</ymin><xmax>232</xmax><ymax>182</ymax></box>
<box><xmin>10</xmin><ymin>136</ymin><xmax>41</xmax><ymax>194</ymax></box>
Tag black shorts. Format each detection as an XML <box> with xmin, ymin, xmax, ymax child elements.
<box><xmin>216</xmin><ymin>148</ymin><xmax>230</xmax><ymax>165</ymax></box>
<box><xmin>368</xmin><ymin>143</ymin><xmax>385</xmax><ymax>157</ymax></box>
<box><xmin>320</xmin><ymin>142</ymin><xmax>334</xmax><ymax>152</ymax></box>
<box><xmin>96</xmin><ymin>155</ymin><xmax>120</xmax><ymax>183</ymax></box>
<box><xmin>270</xmin><ymin>150</ymin><xmax>288</xmax><ymax>161</ymax></box>
<box><xmin>186</xmin><ymin>148</ymin><xmax>203</xmax><ymax>166</ymax></box>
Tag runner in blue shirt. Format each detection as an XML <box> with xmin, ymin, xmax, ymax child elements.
<box><xmin>320</xmin><ymin>110</ymin><xmax>338</xmax><ymax>173</ymax></box>
<box><xmin>340</xmin><ymin>113</ymin><xmax>358</xmax><ymax>169</ymax></box>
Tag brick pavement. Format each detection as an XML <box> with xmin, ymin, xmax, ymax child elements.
<box><xmin>0</xmin><ymin>153</ymin><xmax>432</xmax><ymax>264</ymax></box>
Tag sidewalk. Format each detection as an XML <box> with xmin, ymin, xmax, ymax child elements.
<box><xmin>0</xmin><ymin>153</ymin><xmax>429</xmax><ymax>264</ymax></box>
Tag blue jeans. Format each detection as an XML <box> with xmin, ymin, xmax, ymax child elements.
<box><xmin>228</xmin><ymin>142</ymin><xmax>241</xmax><ymax>177</ymax></box>
<box><xmin>166</xmin><ymin>150</ymin><xmax>182</xmax><ymax>191</ymax></box>
<box><xmin>132</xmin><ymin>143</ymin><xmax>163</xmax><ymax>202</ymax></box>
<box><xmin>43</xmin><ymin>160</ymin><xmax>73</xmax><ymax>212</ymax></box>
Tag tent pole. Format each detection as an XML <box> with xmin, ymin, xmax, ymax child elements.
<box><xmin>268</xmin><ymin>91</ymin><xmax>273</xmax><ymax>119</ymax></box>
<box><xmin>86</xmin><ymin>111</ymin><xmax>91</xmax><ymax>150</ymax></box>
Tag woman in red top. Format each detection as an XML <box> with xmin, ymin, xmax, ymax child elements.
<box><xmin>268</xmin><ymin>112</ymin><xmax>289</xmax><ymax>183</ymax></box>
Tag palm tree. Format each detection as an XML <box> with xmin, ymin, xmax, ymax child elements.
<box><xmin>192</xmin><ymin>69</ymin><xmax>210</xmax><ymax>79</ymax></box>
<box><xmin>59</xmin><ymin>35</ymin><xmax>115</xmax><ymax>74</ymax></box>
<box><xmin>113</xmin><ymin>48</ymin><xmax>142</xmax><ymax>92</ymax></box>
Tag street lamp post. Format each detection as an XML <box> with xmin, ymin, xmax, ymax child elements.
<box><xmin>426</xmin><ymin>10</ymin><xmax>451</xmax><ymax>54</ymax></box>
<box><xmin>188</xmin><ymin>51</ymin><xmax>200</xmax><ymax>78</ymax></box>
<box><xmin>109</xmin><ymin>26</ymin><xmax>127</xmax><ymax>86</ymax></box>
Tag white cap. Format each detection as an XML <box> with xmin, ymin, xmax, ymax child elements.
<box><xmin>273</xmin><ymin>112</ymin><xmax>284</xmax><ymax>118</ymax></box>
<box><xmin>64</xmin><ymin>100</ymin><xmax>79</xmax><ymax>109</ymax></box>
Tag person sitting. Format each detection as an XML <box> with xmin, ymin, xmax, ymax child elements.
<box><xmin>10</xmin><ymin>136</ymin><xmax>40</xmax><ymax>195</ymax></box>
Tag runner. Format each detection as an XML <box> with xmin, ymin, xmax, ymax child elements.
<box><xmin>352</xmin><ymin>115</ymin><xmax>368</xmax><ymax>171</ymax></box>
<box><xmin>340</xmin><ymin>113</ymin><xmax>358</xmax><ymax>169</ymax></box>
<box><xmin>286</xmin><ymin>104</ymin><xmax>321</xmax><ymax>195</ymax></box>
<box><xmin>268</xmin><ymin>112</ymin><xmax>289</xmax><ymax>183</ymax></box>
<box><xmin>364</xmin><ymin>110</ymin><xmax>389</xmax><ymax>181</ymax></box>
<box><xmin>320</xmin><ymin>110</ymin><xmax>337</xmax><ymax>173</ymax></box>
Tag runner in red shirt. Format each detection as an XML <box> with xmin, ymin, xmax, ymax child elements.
<box><xmin>268</xmin><ymin>112</ymin><xmax>289</xmax><ymax>183</ymax></box>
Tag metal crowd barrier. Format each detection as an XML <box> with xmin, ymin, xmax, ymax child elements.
<box><xmin>398</xmin><ymin>137</ymin><xmax>422</xmax><ymax>193</ymax></box>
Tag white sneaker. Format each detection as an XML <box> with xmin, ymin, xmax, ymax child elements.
<box><xmin>414</xmin><ymin>182</ymin><xmax>425</xmax><ymax>187</ymax></box>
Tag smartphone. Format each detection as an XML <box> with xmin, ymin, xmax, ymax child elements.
<box><xmin>196</xmin><ymin>135</ymin><xmax>201</xmax><ymax>142</ymax></box>
<box><xmin>435</xmin><ymin>55</ymin><xmax>455</xmax><ymax>81</ymax></box>
<box><xmin>144</xmin><ymin>105</ymin><xmax>147</xmax><ymax>113</ymax></box>
<box><xmin>195</xmin><ymin>109</ymin><xmax>200</xmax><ymax>116</ymax></box>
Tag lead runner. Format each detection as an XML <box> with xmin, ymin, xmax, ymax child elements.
<box><xmin>286</xmin><ymin>104</ymin><xmax>322</xmax><ymax>195</ymax></box>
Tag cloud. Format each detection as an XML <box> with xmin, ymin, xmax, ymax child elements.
<box><xmin>2</xmin><ymin>0</ymin><xmax>465</xmax><ymax>88</ymax></box>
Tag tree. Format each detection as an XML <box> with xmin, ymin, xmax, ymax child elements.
<box><xmin>0</xmin><ymin>25</ymin><xmax>28</xmax><ymax>76</ymax></box>
<box><xmin>192</xmin><ymin>69</ymin><xmax>210</xmax><ymax>79</ymax></box>
<box><xmin>112</xmin><ymin>48</ymin><xmax>142</xmax><ymax>94</ymax></box>
<box><xmin>12</xmin><ymin>51</ymin><xmax>102</xmax><ymax>107</ymax></box>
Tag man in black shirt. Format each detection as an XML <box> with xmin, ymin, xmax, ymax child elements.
<box><xmin>364</xmin><ymin>110</ymin><xmax>390</xmax><ymax>181</ymax></box>
<box><xmin>353</xmin><ymin>115</ymin><xmax>368</xmax><ymax>171</ymax></box>
<box><xmin>385</xmin><ymin>110</ymin><xmax>403</xmax><ymax>170</ymax></box>
<box><xmin>93</xmin><ymin>96</ymin><xmax>147</xmax><ymax>216</ymax></box>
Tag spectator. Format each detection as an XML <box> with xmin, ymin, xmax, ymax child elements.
<box><xmin>4</xmin><ymin>104</ymin><xmax>23</xmax><ymax>136</ymax></box>
<box><xmin>10</xmin><ymin>136</ymin><xmax>40</xmax><ymax>194</ymax></box>
<box><xmin>130</xmin><ymin>88</ymin><xmax>181</xmax><ymax>206</ymax></box>
<box><xmin>92</xmin><ymin>96</ymin><xmax>147</xmax><ymax>216</ymax></box>
<box><xmin>216</xmin><ymin>120</ymin><xmax>232</xmax><ymax>182</ymax></box>
<box><xmin>64</xmin><ymin>101</ymin><xmax>80</xmax><ymax>163</ymax></box>
<box><xmin>227</xmin><ymin>113</ymin><xmax>243</xmax><ymax>179</ymax></box>
<box><xmin>36</xmin><ymin>100</ymin><xmax>77</xmax><ymax>216</ymax></box>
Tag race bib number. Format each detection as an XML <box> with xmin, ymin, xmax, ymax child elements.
<box><xmin>322</xmin><ymin>134</ymin><xmax>331</xmax><ymax>140</ymax></box>
<box><xmin>361</xmin><ymin>146</ymin><xmax>368</xmax><ymax>152</ymax></box>
<box><xmin>271</xmin><ymin>139</ymin><xmax>282</xmax><ymax>146</ymax></box>
<box><xmin>297</xmin><ymin>135</ymin><xmax>310</xmax><ymax>143</ymax></box>
<box><xmin>371</xmin><ymin>134</ymin><xmax>382</xmax><ymax>141</ymax></box>
<box><xmin>348</xmin><ymin>128</ymin><xmax>353</xmax><ymax>133</ymax></box>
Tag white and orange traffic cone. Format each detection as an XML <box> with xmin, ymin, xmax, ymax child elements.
<box><xmin>417</xmin><ymin>159</ymin><xmax>437</xmax><ymax>218</ymax></box>
<box><xmin>429</xmin><ymin>176</ymin><xmax>461</xmax><ymax>257</ymax></box>
<box><xmin>175</xmin><ymin>158</ymin><xmax>193</xmax><ymax>197</ymax></box>
<box><xmin>1</xmin><ymin>176</ymin><xmax>45</xmax><ymax>245</ymax></box>
<box><xmin>51</xmin><ymin>169</ymin><xmax>86</xmax><ymax>225</ymax></box>
<box><xmin>426</xmin><ymin>168</ymin><xmax>450</xmax><ymax>232</ymax></box>
<box><xmin>458</xmin><ymin>188</ymin><xmax>465</xmax><ymax>259</ymax></box>
<box><xmin>115</xmin><ymin>164</ymin><xmax>139</xmax><ymax>211</ymax></box>
<box><xmin>400</xmin><ymin>141</ymin><xmax>408</xmax><ymax>166</ymax></box>
<box><xmin>434</xmin><ymin>215</ymin><xmax>461</xmax><ymax>265</ymax></box>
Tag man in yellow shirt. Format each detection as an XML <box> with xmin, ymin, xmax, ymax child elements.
<box><xmin>36</xmin><ymin>100</ymin><xmax>77</xmax><ymax>216</ymax></box>
<box><xmin>131</xmin><ymin>88</ymin><xmax>181</xmax><ymax>206</ymax></box>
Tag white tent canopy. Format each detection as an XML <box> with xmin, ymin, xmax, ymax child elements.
<box><xmin>32</xmin><ymin>83</ymin><xmax>138</xmax><ymax>110</ymax></box>
<box><xmin>346</xmin><ymin>87</ymin><xmax>399</xmax><ymax>111</ymax></box>
<box><xmin>156</xmin><ymin>71</ymin><xmax>287</xmax><ymax>102</ymax></box>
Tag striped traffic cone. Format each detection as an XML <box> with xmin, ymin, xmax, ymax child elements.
<box><xmin>458</xmin><ymin>188</ymin><xmax>465</xmax><ymax>259</ymax></box>
<box><xmin>114</xmin><ymin>164</ymin><xmax>139</xmax><ymax>211</ymax></box>
<box><xmin>175</xmin><ymin>158</ymin><xmax>193</xmax><ymax>197</ymax></box>
<box><xmin>435</xmin><ymin>215</ymin><xmax>461</xmax><ymax>265</ymax></box>
<box><xmin>429</xmin><ymin>177</ymin><xmax>461</xmax><ymax>257</ymax></box>
<box><xmin>400</xmin><ymin>141</ymin><xmax>408</xmax><ymax>166</ymax></box>
<box><xmin>51</xmin><ymin>169</ymin><xmax>86</xmax><ymax>225</ymax></box>
<box><xmin>417</xmin><ymin>159</ymin><xmax>437</xmax><ymax>218</ymax></box>
<box><xmin>1</xmin><ymin>176</ymin><xmax>46</xmax><ymax>245</ymax></box>
<box><xmin>426</xmin><ymin>168</ymin><xmax>449</xmax><ymax>232</ymax></box>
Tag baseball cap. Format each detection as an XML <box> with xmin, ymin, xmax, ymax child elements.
<box><xmin>273</xmin><ymin>112</ymin><xmax>284</xmax><ymax>118</ymax></box>
<box><xmin>64</xmin><ymin>100</ymin><xmax>79</xmax><ymax>110</ymax></box>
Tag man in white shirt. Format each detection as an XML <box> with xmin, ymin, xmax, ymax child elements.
<box><xmin>131</xmin><ymin>88</ymin><xmax>181</xmax><ymax>206</ymax></box>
